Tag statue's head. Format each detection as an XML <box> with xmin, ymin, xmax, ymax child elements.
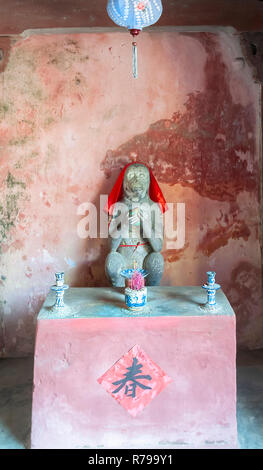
<box><xmin>123</xmin><ymin>164</ymin><xmax>150</xmax><ymax>202</ymax></box>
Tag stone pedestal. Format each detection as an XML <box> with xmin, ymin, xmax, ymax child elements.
<box><xmin>31</xmin><ymin>286</ymin><xmax>237</xmax><ymax>449</ymax></box>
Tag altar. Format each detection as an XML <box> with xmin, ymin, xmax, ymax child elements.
<box><xmin>31</xmin><ymin>286</ymin><xmax>237</xmax><ymax>449</ymax></box>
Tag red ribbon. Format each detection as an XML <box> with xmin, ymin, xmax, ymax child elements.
<box><xmin>104</xmin><ymin>162</ymin><xmax>168</xmax><ymax>216</ymax></box>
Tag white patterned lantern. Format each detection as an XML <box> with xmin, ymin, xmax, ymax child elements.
<box><xmin>107</xmin><ymin>0</ymin><xmax>163</xmax><ymax>78</ymax></box>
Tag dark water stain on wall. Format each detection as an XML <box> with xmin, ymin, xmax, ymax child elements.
<box><xmin>101</xmin><ymin>33</ymin><xmax>258</xmax><ymax>204</ymax></box>
<box><xmin>225</xmin><ymin>261</ymin><xmax>262</xmax><ymax>347</ymax></box>
<box><xmin>0</xmin><ymin>37</ymin><xmax>12</xmax><ymax>74</ymax></box>
<box><xmin>163</xmin><ymin>246</ymin><xmax>188</xmax><ymax>263</ymax></box>
<box><xmin>198</xmin><ymin>212</ymin><xmax>251</xmax><ymax>256</ymax></box>
<box><xmin>0</xmin><ymin>172</ymin><xmax>26</xmax><ymax>254</ymax></box>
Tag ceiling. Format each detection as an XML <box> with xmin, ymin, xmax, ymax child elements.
<box><xmin>0</xmin><ymin>0</ymin><xmax>262</xmax><ymax>35</ymax></box>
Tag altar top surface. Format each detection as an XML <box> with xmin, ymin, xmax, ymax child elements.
<box><xmin>38</xmin><ymin>286</ymin><xmax>235</xmax><ymax>320</ymax></box>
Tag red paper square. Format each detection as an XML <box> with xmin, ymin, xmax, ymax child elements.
<box><xmin>98</xmin><ymin>344</ymin><xmax>172</xmax><ymax>417</ymax></box>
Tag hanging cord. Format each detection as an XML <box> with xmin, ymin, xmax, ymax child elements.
<box><xmin>130</xmin><ymin>29</ymin><xmax>140</xmax><ymax>79</ymax></box>
<box><xmin>132</xmin><ymin>41</ymin><xmax>138</xmax><ymax>79</ymax></box>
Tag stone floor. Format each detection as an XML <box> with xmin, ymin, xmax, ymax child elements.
<box><xmin>0</xmin><ymin>350</ymin><xmax>262</xmax><ymax>449</ymax></box>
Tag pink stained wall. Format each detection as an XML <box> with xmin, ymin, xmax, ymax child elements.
<box><xmin>0</xmin><ymin>30</ymin><xmax>262</xmax><ymax>356</ymax></box>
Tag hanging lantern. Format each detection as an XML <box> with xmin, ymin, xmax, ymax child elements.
<box><xmin>107</xmin><ymin>0</ymin><xmax>163</xmax><ymax>78</ymax></box>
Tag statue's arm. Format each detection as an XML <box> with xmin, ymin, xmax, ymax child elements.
<box><xmin>146</xmin><ymin>231</ymin><xmax>163</xmax><ymax>252</ymax></box>
<box><xmin>148</xmin><ymin>235</ymin><xmax>163</xmax><ymax>252</ymax></box>
<box><xmin>108</xmin><ymin>207</ymin><xmax>129</xmax><ymax>252</ymax></box>
<box><xmin>109</xmin><ymin>234</ymin><xmax>122</xmax><ymax>252</ymax></box>
<box><xmin>139</xmin><ymin>205</ymin><xmax>163</xmax><ymax>252</ymax></box>
<box><xmin>108</xmin><ymin>215</ymin><xmax>122</xmax><ymax>252</ymax></box>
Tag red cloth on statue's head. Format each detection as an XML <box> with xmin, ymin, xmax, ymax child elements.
<box><xmin>104</xmin><ymin>162</ymin><xmax>168</xmax><ymax>215</ymax></box>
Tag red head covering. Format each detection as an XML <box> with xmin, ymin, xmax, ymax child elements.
<box><xmin>104</xmin><ymin>162</ymin><xmax>168</xmax><ymax>216</ymax></box>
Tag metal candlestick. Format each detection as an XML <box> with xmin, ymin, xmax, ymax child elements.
<box><xmin>202</xmin><ymin>271</ymin><xmax>221</xmax><ymax>309</ymax></box>
<box><xmin>51</xmin><ymin>272</ymin><xmax>68</xmax><ymax>309</ymax></box>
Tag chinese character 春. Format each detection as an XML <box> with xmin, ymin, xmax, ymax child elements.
<box><xmin>112</xmin><ymin>357</ymin><xmax>152</xmax><ymax>398</ymax></box>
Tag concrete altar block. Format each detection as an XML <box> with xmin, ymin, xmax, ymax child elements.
<box><xmin>31</xmin><ymin>286</ymin><xmax>237</xmax><ymax>449</ymax></box>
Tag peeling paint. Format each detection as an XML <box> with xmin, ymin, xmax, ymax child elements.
<box><xmin>198</xmin><ymin>217</ymin><xmax>251</xmax><ymax>256</ymax></box>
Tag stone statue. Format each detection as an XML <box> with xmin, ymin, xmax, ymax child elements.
<box><xmin>105</xmin><ymin>163</ymin><xmax>165</xmax><ymax>287</ymax></box>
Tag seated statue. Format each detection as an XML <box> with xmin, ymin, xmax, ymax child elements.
<box><xmin>105</xmin><ymin>163</ymin><xmax>167</xmax><ymax>287</ymax></box>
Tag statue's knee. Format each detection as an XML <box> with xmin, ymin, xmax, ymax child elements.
<box><xmin>106</xmin><ymin>252</ymin><xmax>124</xmax><ymax>275</ymax></box>
<box><xmin>144</xmin><ymin>252</ymin><xmax>164</xmax><ymax>271</ymax></box>
<box><xmin>143</xmin><ymin>252</ymin><xmax>164</xmax><ymax>286</ymax></box>
<box><xmin>105</xmin><ymin>252</ymin><xmax>125</xmax><ymax>286</ymax></box>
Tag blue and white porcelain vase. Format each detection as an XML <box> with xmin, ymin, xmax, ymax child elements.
<box><xmin>121</xmin><ymin>267</ymin><xmax>148</xmax><ymax>312</ymax></box>
<box><xmin>125</xmin><ymin>286</ymin><xmax>147</xmax><ymax>312</ymax></box>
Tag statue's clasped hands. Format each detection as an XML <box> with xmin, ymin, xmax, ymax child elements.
<box><xmin>128</xmin><ymin>206</ymin><xmax>152</xmax><ymax>235</ymax></box>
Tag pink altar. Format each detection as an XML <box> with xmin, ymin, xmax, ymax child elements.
<box><xmin>31</xmin><ymin>286</ymin><xmax>237</xmax><ymax>449</ymax></box>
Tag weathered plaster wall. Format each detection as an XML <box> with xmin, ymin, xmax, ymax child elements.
<box><xmin>0</xmin><ymin>31</ymin><xmax>262</xmax><ymax>356</ymax></box>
